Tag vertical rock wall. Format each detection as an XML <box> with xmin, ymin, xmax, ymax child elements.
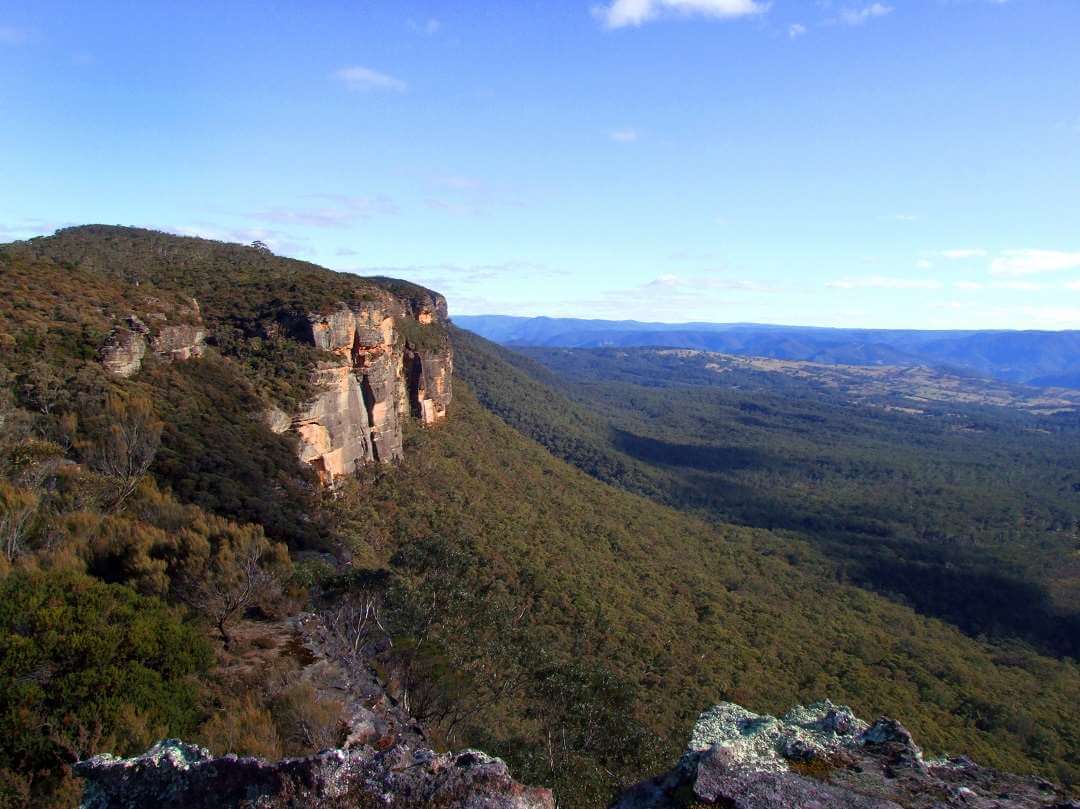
<box><xmin>292</xmin><ymin>289</ymin><xmax>452</xmax><ymax>484</ymax></box>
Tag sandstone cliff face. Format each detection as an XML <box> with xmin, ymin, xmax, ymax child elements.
<box><xmin>100</xmin><ymin>304</ymin><xmax>206</xmax><ymax>378</ymax></box>
<box><xmin>292</xmin><ymin>290</ymin><xmax>452</xmax><ymax>483</ymax></box>
<box><xmin>99</xmin><ymin>279</ymin><xmax>452</xmax><ymax>484</ymax></box>
<box><xmin>614</xmin><ymin>701</ymin><xmax>1077</xmax><ymax>809</ymax></box>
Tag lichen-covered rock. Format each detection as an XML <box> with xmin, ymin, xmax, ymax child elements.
<box><xmin>76</xmin><ymin>739</ymin><xmax>553</xmax><ymax>809</ymax></box>
<box><xmin>613</xmin><ymin>701</ymin><xmax>1078</xmax><ymax>809</ymax></box>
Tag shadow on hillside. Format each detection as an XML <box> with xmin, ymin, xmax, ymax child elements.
<box><xmin>655</xmin><ymin>470</ymin><xmax>1080</xmax><ymax>660</ymax></box>
<box><xmin>612</xmin><ymin>429</ymin><xmax>766</xmax><ymax>473</ymax></box>
<box><xmin>855</xmin><ymin>557</ymin><xmax>1080</xmax><ymax>660</ymax></box>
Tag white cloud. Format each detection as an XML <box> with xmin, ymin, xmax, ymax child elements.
<box><xmin>610</xmin><ymin>128</ymin><xmax>640</xmax><ymax>142</ymax></box>
<box><xmin>1066</xmin><ymin>281</ymin><xmax>1080</xmax><ymax>291</ymax></box>
<box><xmin>788</xmin><ymin>23</ymin><xmax>807</xmax><ymax>38</ymax></box>
<box><xmin>989</xmin><ymin>249</ymin><xmax>1080</xmax><ymax>277</ymax></box>
<box><xmin>828</xmin><ymin>275</ymin><xmax>942</xmax><ymax>290</ymax></box>
<box><xmin>594</xmin><ymin>0</ymin><xmax>769</xmax><ymax>29</ymax></box>
<box><xmin>940</xmin><ymin>248</ymin><xmax>988</xmax><ymax>259</ymax></box>
<box><xmin>836</xmin><ymin>3</ymin><xmax>893</xmax><ymax>25</ymax></box>
<box><xmin>881</xmin><ymin>213</ymin><xmax>917</xmax><ymax>221</ymax></box>
<box><xmin>332</xmin><ymin>65</ymin><xmax>407</xmax><ymax>92</ymax></box>
<box><xmin>916</xmin><ymin>259</ymin><xmax>934</xmax><ymax>270</ymax></box>
<box><xmin>953</xmin><ymin>281</ymin><xmax>984</xmax><ymax>290</ymax></box>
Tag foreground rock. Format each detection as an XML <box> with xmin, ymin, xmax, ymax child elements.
<box><xmin>77</xmin><ymin>739</ymin><xmax>553</xmax><ymax>809</ymax></box>
<box><xmin>614</xmin><ymin>701</ymin><xmax>1077</xmax><ymax>809</ymax></box>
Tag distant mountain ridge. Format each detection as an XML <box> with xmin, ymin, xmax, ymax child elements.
<box><xmin>454</xmin><ymin>315</ymin><xmax>1080</xmax><ymax>389</ymax></box>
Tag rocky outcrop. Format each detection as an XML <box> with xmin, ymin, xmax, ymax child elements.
<box><xmin>613</xmin><ymin>701</ymin><xmax>1077</xmax><ymax>809</ymax></box>
<box><xmin>100</xmin><ymin>304</ymin><xmax>206</xmax><ymax>378</ymax></box>
<box><xmin>76</xmin><ymin>739</ymin><xmax>553</xmax><ymax>809</ymax></box>
<box><xmin>292</xmin><ymin>288</ymin><xmax>452</xmax><ymax>483</ymax></box>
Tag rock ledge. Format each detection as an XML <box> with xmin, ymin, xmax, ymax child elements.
<box><xmin>76</xmin><ymin>739</ymin><xmax>553</xmax><ymax>809</ymax></box>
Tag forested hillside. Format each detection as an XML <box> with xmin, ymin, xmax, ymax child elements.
<box><xmin>0</xmin><ymin>229</ymin><xmax>1077</xmax><ymax>808</ymax></box>
<box><xmin>454</xmin><ymin>332</ymin><xmax>1080</xmax><ymax>660</ymax></box>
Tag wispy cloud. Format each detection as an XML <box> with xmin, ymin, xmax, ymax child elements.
<box><xmin>594</xmin><ymin>0</ymin><xmax>769</xmax><ymax>29</ymax></box>
<box><xmin>170</xmin><ymin>225</ymin><xmax>310</xmax><ymax>257</ymax></box>
<box><xmin>433</xmin><ymin>175</ymin><xmax>485</xmax><ymax>191</ymax></box>
<box><xmin>940</xmin><ymin>248</ymin><xmax>988</xmax><ymax>259</ymax></box>
<box><xmin>0</xmin><ymin>26</ymin><xmax>29</xmax><ymax>45</ymax></box>
<box><xmin>0</xmin><ymin>218</ymin><xmax>66</xmax><ymax>241</ymax></box>
<box><xmin>880</xmin><ymin>213</ymin><xmax>918</xmax><ymax>222</ymax></box>
<box><xmin>1019</xmin><ymin>306</ymin><xmax>1080</xmax><ymax>328</ymax></box>
<box><xmin>828</xmin><ymin>275</ymin><xmax>942</xmax><ymax>290</ymax></box>
<box><xmin>352</xmin><ymin>261</ymin><xmax>565</xmax><ymax>296</ymax></box>
<box><xmin>643</xmin><ymin>272</ymin><xmax>779</xmax><ymax>293</ymax></box>
<box><xmin>408</xmin><ymin>17</ymin><xmax>441</xmax><ymax>35</ymax></box>
<box><xmin>422</xmin><ymin>174</ymin><xmax>522</xmax><ymax>217</ymax></box>
<box><xmin>788</xmin><ymin>22</ymin><xmax>807</xmax><ymax>38</ymax></box>
<box><xmin>332</xmin><ymin>65</ymin><xmax>407</xmax><ymax>92</ymax></box>
<box><xmin>991</xmin><ymin>280</ymin><xmax>1047</xmax><ymax>291</ymax></box>
<box><xmin>610</xmin><ymin>128</ymin><xmax>640</xmax><ymax>143</ymax></box>
<box><xmin>989</xmin><ymin>249</ymin><xmax>1080</xmax><ymax>277</ymax></box>
<box><xmin>250</xmin><ymin>195</ymin><xmax>398</xmax><ymax>228</ymax></box>
<box><xmin>834</xmin><ymin>3</ymin><xmax>893</xmax><ymax>25</ymax></box>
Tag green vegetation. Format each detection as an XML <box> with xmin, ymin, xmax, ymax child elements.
<box><xmin>455</xmin><ymin>331</ymin><xmax>1080</xmax><ymax>659</ymax></box>
<box><xmin>3</xmin><ymin>225</ymin><xmax>444</xmax><ymax>410</ymax></box>
<box><xmin>1</xmin><ymin>227</ymin><xmax>1078</xmax><ymax>807</ymax></box>
<box><xmin>0</xmin><ymin>570</ymin><xmax>211</xmax><ymax>807</ymax></box>
<box><xmin>331</xmin><ymin>384</ymin><xmax>1080</xmax><ymax>804</ymax></box>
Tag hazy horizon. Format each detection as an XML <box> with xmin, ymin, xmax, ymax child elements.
<box><xmin>453</xmin><ymin>313</ymin><xmax>1080</xmax><ymax>334</ymax></box>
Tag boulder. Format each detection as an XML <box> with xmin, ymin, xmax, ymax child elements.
<box><xmin>613</xmin><ymin>700</ymin><xmax>1078</xmax><ymax>809</ymax></box>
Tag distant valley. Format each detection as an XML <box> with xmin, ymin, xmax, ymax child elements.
<box><xmin>456</xmin><ymin>315</ymin><xmax>1080</xmax><ymax>390</ymax></box>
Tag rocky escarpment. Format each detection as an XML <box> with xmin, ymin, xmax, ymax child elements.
<box><xmin>614</xmin><ymin>701</ymin><xmax>1077</xmax><ymax>808</ymax></box>
<box><xmin>98</xmin><ymin>273</ymin><xmax>452</xmax><ymax>484</ymax></box>
<box><xmin>286</xmin><ymin>289</ymin><xmax>452</xmax><ymax>483</ymax></box>
<box><xmin>76</xmin><ymin>739</ymin><xmax>553</xmax><ymax>809</ymax></box>
<box><xmin>100</xmin><ymin>304</ymin><xmax>206</xmax><ymax>377</ymax></box>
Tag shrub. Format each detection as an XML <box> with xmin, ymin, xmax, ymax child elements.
<box><xmin>0</xmin><ymin>569</ymin><xmax>211</xmax><ymax>804</ymax></box>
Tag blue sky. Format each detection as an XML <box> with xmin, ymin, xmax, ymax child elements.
<box><xmin>2</xmin><ymin>0</ymin><xmax>1078</xmax><ymax>328</ymax></box>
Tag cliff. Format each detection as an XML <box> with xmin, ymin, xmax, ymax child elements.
<box><xmin>100</xmin><ymin>305</ymin><xmax>207</xmax><ymax>377</ymax></box>
<box><xmin>99</xmin><ymin>291</ymin><xmax>452</xmax><ymax>484</ymax></box>
<box><xmin>66</xmin><ymin>231</ymin><xmax>455</xmax><ymax>482</ymax></box>
<box><xmin>289</xmin><ymin>291</ymin><xmax>452</xmax><ymax>481</ymax></box>
<box><xmin>614</xmin><ymin>701</ymin><xmax>1078</xmax><ymax>809</ymax></box>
